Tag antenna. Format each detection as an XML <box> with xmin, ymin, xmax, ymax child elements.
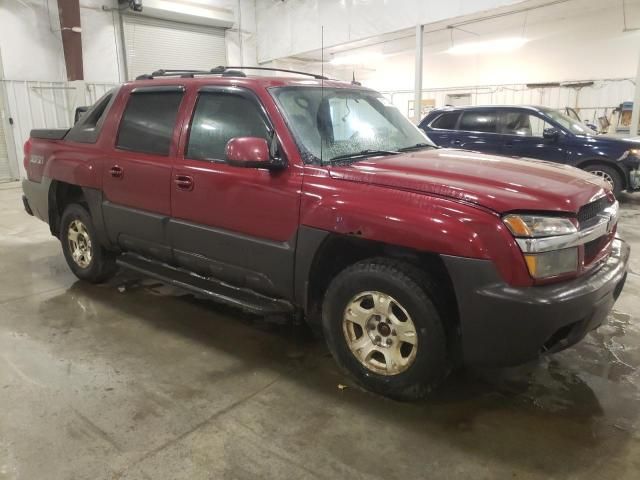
<box><xmin>320</xmin><ymin>25</ymin><xmax>324</xmax><ymax>164</ymax></box>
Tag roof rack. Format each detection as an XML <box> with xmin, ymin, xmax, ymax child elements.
<box><xmin>135</xmin><ymin>66</ymin><xmax>328</xmax><ymax>81</ymax></box>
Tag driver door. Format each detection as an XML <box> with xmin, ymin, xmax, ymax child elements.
<box><xmin>168</xmin><ymin>86</ymin><xmax>303</xmax><ymax>299</ymax></box>
<box><xmin>498</xmin><ymin>109</ymin><xmax>568</xmax><ymax>163</ymax></box>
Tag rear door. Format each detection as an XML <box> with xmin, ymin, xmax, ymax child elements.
<box><xmin>453</xmin><ymin>109</ymin><xmax>503</xmax><ymax>154</ymax></box>
<box><xmin>102</xmin><ymin>86</ymin><xmax>185</xmax><ymax>261</ymax></box>
<box><xmin>421</xmin><ymin>110</ymin><xmax>461</xmax><ymax>147</ymax></box>
<box><xmin>498</xmin><ymin>109</ymin><xmax>568</xmax><ymax>163</ymax></box>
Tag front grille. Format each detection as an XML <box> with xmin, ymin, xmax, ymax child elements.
<box><xmin>577</xmin><ymin>195</ymin><xmax>615</xmax><ymax>269</ymax></box>
<box><xmin>577</xmin><ymin>196</ymin><xmax>612</xmax><ymax>225</ymax></box>
<box><xmin>584</xmin><ymin>236</ymin><xmax>607</xmax><ymax>263</ymax></box>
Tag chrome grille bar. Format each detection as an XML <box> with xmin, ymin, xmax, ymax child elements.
<box><xmin>515</xmin><ymin>201</ymin><xmax>618</xmax><ymax>253</ymax></box>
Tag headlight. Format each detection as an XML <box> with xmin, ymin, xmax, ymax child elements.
<box><xmin>523</xmin><ymin>248</ymin><xmax>578</xmax><ymax>279</ymax></box>
<box><xmin>503</xmin><ymin>214</ymin><xmax>579</xmax><ymax>280</ymax></box>
<box><xmin>503</xmin><ymin>214</ymin><xmax>577</xmax><ymax>238</ymax></box>
<box><xmin>628</xmin><ymin>148</ymin><xmax>640</xmax><ymax>156</ymax></box>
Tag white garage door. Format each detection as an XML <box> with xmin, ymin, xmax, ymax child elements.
<box><xmin>0</xmin><ymin>91</ymin><xmax>13</xmax><ymax>183</ymax></box>
<box><xmin>122</xmin><ymin>15</ymin><xmax>227</xmax><ymax>80</ymax></box>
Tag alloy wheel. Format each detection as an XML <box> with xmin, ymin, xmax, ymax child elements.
<box><xmin>67</xmin><ymin>219</ymin><xmax>93</xmax><ymax>268</ymax></box>
<box><xmin>589</xmin><ymin>170</ymin><xmax>615</xmax><ymax>189</ymax></box>
<box><xmin>342</xmin><ymin>291</ymin><xmax>418</xmax><ymax>375</ymax></box>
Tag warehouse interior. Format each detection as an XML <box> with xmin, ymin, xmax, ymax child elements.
<box><xmin>1</xmin><ymin>0</ymin><xmax>640</xmax><ymax>478</ymax></box>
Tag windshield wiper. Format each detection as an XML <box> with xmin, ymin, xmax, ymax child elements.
<box><xmin>328</xmin><ymin>149</ymin><xmax>399</xmax><ymax>163</ymax></box>
<box><xmin>397</xmin><ymin>143</ymin><xmax>434</xmax><ymax>152</ymax></box>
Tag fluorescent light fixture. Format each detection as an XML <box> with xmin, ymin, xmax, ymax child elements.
<box><xmin>447</xmin><ymin>37</ymin><xmax>528</xmax><ymax>55</ymax></box>
<box><xmin>330</xmin><ymin>51</ymin><xmax>384</xmax><ymax>65</ymax></box>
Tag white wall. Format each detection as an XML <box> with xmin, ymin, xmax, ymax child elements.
<box><xmin>255</xmin><ymin>0</ymin><xmax>531</xmax><ymax>63</ymax></box>
<box><xmin>0</xmin><ymin>0</ymin><xmax>66</xmax><ymax>81</ymax></box>
<box><xmin>223</xmin><ymin>0</ymin><xmax>258</xmax><ymax>67</ymax></box>
<box><xmin>80</xmin><ymin>0</ymin><xmax>125</xmax><ymax>83</ymax></box>
<box><xmin>357</xmin><ymin>4</ymin><xmax>640</xmax><ymax>92</ymax></box>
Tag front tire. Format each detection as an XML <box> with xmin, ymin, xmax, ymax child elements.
<box><xmin>60</xmin><ymin>203</ymin><xmax>116</xmax><ymax>283</ymax></box>
<box><xmin>583</xmin><ymin>164</ymin><xmax>623</xmax><ymax>196</ymax></box>
<box><xmin>322</xmin><ymin>258</ymin><xmax>448</xmax><ymax>400</ymax></box>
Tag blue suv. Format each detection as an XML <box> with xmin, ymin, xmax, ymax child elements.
<box><xmin>419</xmin><ymin>105</ymin><xmax>640</xmax><ymax>195</ymax></box>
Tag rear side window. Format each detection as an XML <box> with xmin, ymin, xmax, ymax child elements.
<box><xmin>66</xmin><ymin>88</ymin><xmax>118</xmax><ymax>144</ymax></box>
<box><xmin>116</xmin><ymin>90</ymin><xmax>184</xmax><ymax>155</ymax></box>
<box><xmin>187</xmin><ymin>92</ymin><xmax>269</xmax><ymax>162</ymax></box>
<box><xmin>431</xmin><ymin>112</ymin><xmax>460</xmax><ymax>130</ymax></box>
<box><xmin>80</xmin><ymin>94</ymin><xmax>112</xmax><ymax>128</ymax></box>
<box><xmin>459</xmin><ymin>110</ymin><xmax>497</xmax><ymax>133</ymax></box>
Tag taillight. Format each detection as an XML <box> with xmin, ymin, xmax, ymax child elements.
<box><xmin>23</xmin><ymin>139</ymin><xmax>32</xmax><ymax>171</ymax></box>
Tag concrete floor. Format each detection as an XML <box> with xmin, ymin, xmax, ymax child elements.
<box><xmin>0</xmin><ymin>181</ymin><xmax>639</xmax><ymax>480</ymax></box>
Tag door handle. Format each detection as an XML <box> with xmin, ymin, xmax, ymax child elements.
<box><xmin>174</xmin><ymin>174</ymin><xmax>194</xmax><ymax>191</ymax></box>
<box><xmin>451</xmin><ymin>139</ymin><xmax>461</xmax><ymax>146</ymax></box>
<box><xmin>109</xmin><ymin>165</ymin><xmax>123</xmax><ymax>178</ymax></box>
<box><xmin>504</xmin><ymin>142</ymin><xmax>514</xmax><ymax>148</ymax></box>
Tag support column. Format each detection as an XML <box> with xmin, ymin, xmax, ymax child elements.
<box><xmin>413</xmin><ymin>24</ymin><xmax>424</xmax><ymax>124</ymax></box>
<box><xmin>631</xmin><ymin>52</ymin><xmax>640</xmax><ymax>137</ymax></box>
<box><xmin>57</xmin><ymin>0</ymin><xmax>84</xmax><ymax>81</ymax></box>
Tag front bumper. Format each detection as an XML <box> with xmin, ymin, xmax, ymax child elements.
<box><xmin>443</xmin><ymin>238</ymin><xmax>630</xmax><ymax>366</ymax></box>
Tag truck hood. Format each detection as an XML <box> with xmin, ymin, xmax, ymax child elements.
<box><xmin>328</xmin><ymin>148</ymin><xmax>610</xmax><ymax>214</ymax></box>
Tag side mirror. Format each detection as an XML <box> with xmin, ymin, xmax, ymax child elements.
<box><xmin>226</xmin><ymin>137</ymin><xmax>284</xmax><ymax>169</ymax></box>
<box><xmin>74</xmin><ymin>106</ymin><xmax>89</xmax><ymax>124</ymax></box>
<box><xmin>543</xmin><ymin>127</ymin><xmax>559</xmax><ymax>140</ymax></box>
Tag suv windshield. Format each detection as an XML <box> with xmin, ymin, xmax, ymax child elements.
<box><xmin>271</xmin><ymin>87</ymin><xmax>434</xmax><ymax>164</ymax></box>
<box><xmin>542</xmin><ymin>108</ymin><xmax>595</xmax><ymax>136</ymax></box>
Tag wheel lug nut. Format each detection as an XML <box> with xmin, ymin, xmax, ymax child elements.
<box><xmin>375</xmin><ymin>335</ymin><xmax>381</xmax><ymax>343</ymax></box>
<box><xmin>386</xmin><ymin>338</ymin><xmax>392</xmax><ymax>346</ymax></box>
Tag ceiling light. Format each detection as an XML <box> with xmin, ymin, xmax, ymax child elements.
<box><xmin>329</xmin><ymin>52</ymin><xmax>384</xmax><ymax>65</ymax></box>
<box><xmin>447</xmin><ymin>37</ymin><xmax>528</xmax><ymax>55</ymax></box>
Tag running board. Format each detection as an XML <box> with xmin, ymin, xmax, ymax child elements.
<box><xmin>116</xmin><ymin>253</ymin><xmax>294</xmax><ymax>315</ymax></box>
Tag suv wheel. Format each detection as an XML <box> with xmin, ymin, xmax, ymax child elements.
<box><xmin>60</xmin><ymin>204</ymin><xmax>116</xmax><ymax>283</ymax></box>
<box><xmin>583</xmin><ymin>164</ymin><xmax>623</xmax><ymax>196</ymax></box>
<box><xmin>322</xmin><ymin>258</ymin><xmax>448</xmax><ymax>400</ymax></box>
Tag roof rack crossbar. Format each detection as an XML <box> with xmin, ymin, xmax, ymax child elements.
<box><xmin>136</xmin><ymin>69</ymin><xmax>211</xmax><ymax>80</ymax></box>
<box><xmin>211</xmin><ymin>66</ymin><xmax>328</xmax><ymax>80</ymax></box>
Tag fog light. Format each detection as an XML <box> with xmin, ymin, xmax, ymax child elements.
<box><xmin>524</xmin><ymin>247</ymin><xmax>578</xmax><ymax>279</ymax></box>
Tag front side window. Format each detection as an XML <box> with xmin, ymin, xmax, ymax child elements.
<box><xmin>541</xmin><ymin>108</ymin><xmax>595</xmax><ymax>136</ymax></box>
<box><xmin>271</xmin><ymin>87</ymin><xmax>434</xmax><ymax>164</ymax></box>
<box><xmin>500</xmin><ymin>112</ymin><xmax>550</xmax><ymax>137</ymax></box>
<box><xmin>458</xmin><ymin>110</ymin><xmax>497</xmax><ymax>133</ymax></box>
<box><xmin>186</xmin><ymin>92</ymin><xmax>269</xmax><ymax>162</ymax></box>
<box><xmin>116</xmin><ymin>90</ymin><xmax>184</xmax><ymax>155</ymax></box>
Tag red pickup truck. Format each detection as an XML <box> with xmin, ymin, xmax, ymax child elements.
<box><xmin>21</xmin><ymin>67</ymin><xmax>629</xmax><ymax>399</ymax></box>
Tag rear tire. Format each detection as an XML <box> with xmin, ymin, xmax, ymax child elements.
<box><xmin>60</xmin><ymin>203</ymin><xmax>116</xmax><ymax>283</ymax></box>
<box><xmin>322</xmin><ymin>258</ymin><xmax>448</xmax><ymax>400</ymax></box>
<box><xmin>583</xmin><ymin>164</ymin><xmax>623</xmax><ymax>196</ymax></box>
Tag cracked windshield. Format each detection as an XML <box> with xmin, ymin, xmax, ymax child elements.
<box><xmin>271</xmin><ymin>87</ymin><xmax>434</xmax><ymax>164</ymax></box>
